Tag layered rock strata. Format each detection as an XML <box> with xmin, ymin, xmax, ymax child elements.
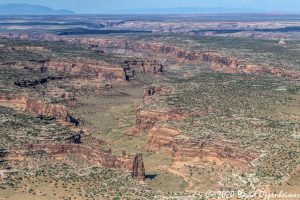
<box><xmin>45</xmin><ymin>59</ymin><xmax>124</xmax><ymax>81</ymax></box>
<box><xmin>0</xmin><ymin>95</ymin><xmax>79</xmax><ymax>126</ymax></box>
<box><xmin>147</xmin><ymin>126</ymin><xmax>181</xmax><ymax>152</ymax></box>
<box><xmin>135</xmin><ymin>109</ymin><xmax>185</xmax><ymax>131</ymax></box>
<box><xmin>171</xmin><ymin>138</ymin><xmax>255</xmax><ymax>169</ymax></box>
<box><xmin>3</xmin><ymin>144</ymin><xmax>145</xmax><ymax>180</ymax></box>
<box><xmin>132</xmin><ymin>154</ymin><xmax>145</xmax><ymax>181</ymax></box>
<box><xmin>3</xmin><ymin>33</ymin><xmax>299</xmax><ymax>79</ymax></box>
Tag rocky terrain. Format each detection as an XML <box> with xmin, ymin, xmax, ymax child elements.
<box><xmin>0</xmin><ymin>14</ymin><xmax>299</xmax><ymax>199</ymax></box>
<box><xmin>2</xmin><ymin>32</ymin><xmax>300</xmax><ymax>79</ymax></box>
<box><xmin>0</xmin><ymin>95</ymin><xmax>69</xmax><ymax>120</ymax></box>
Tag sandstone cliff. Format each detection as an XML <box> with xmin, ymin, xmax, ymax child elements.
<box><xmin>4</xmin><ymin>144</ymin><xmax>145</xmax><ymax>180</ymax></box>
<box><xmin>3</xmin><ymin>33</ymin><xmax>299</xmax><ymax>79</ymax></box>
<box><xmin>135</xmin><ymin>109</ymin><xmax>185</xmax><ymax>132</ymax></box>
<box><xmin>171</xmin><ymin>138</ymin><xmax>255</xmax><ymax>169</ymax></box>
<box><xmin>86</xmin><ymin>39</ymin><xmax>300</xmax><ymax>79</ymax></box>
<box><xmin>148</xmin><ymin>126</ymin><xmax>181</xmax><ymax>152</ymax></box>
<box><xmin>0</xmin><ymin>95</ymin><xmax>68</xmax><ymax>121</ymax></box>
<box><xmin>132</xmin><ymin>154</ymin><xmax>145</xmax><ymax>181</ymax></box>
<box><xmin>45</xmin><ymin>59</ymin><xmax>124</xmax><ymax>81</ymax></box>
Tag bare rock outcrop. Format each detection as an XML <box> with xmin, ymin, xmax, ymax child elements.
<box><xmin>71</xmin><ymin>38</ymin><xmax>240</xmax><ymax>67</ymax></box>
<box><xmin>123</xmin><ymin>60</ymin><xmax>163</xmax><ymax>74</ymax></box>
<box><xmin>3</xmin><ymin>33</ymin><xmax>298</xmax><ymax>79</ymax></box>
<box><xmin>45</xmin><ymin>59</ymin><xmax>124</xmax><ymax>81</ymax></box>
<box><xmin>132</xmin><ymin>153</ymin><xmax>145</xmax><ymax>181</ymax></box>
<box><xmin>148</xmin><ymin>126</ymin><xmax>181</xmax><ymax>152</ymax></box>
<box><xmin>122</xmin><ymin>59</ymin><xmax>164</xmax><ymax>81</ymax></box>
<box><xmin>75</xmin><ymin>38</ymin><xmax>300</xmax><ymax>79</ymax></box>
<box><xmin>25</xmin><ymin>98</ymin><xmax>67</xmax><ymax>120</ymax></box>
<box><xmin>135</xmin><ymin>109</ymin><xmax>185</xmax><ymax>132</ymax></box>
<box><xmin>0</xmin><ymin>95</ymin><xmax>74</xmax><ymax>122</ymax></box>
<box><xmin>4</xmin><ymin>144</ymin><xmax>145</xmax><ymax>181</ymax></box>
<box><xmin>44</xmin><ymin>58</ymin><xmax>164</xmax><ymax>83</ymax></box>
<box><xmin>171</xmin><ymin>138</ymin><xmax>255</xmax><ymax>170</ymax></box>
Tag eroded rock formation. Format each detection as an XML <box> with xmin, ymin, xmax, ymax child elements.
<box><xmin>148</xmin><ymin>126</ymin><xmax>181</xmax><ymax>152</ymax></box>
<box><xmin>45</xmin><ymin>59</ymin><xmax>124</xmax><ymax>81</ymax></box>
<box><xmin>132</xmin><ymin>154</ymin><xmax>145</xmax><ymax>181</ymax></box>
<box><xmin>65</xmin><ymin>38</ymin><xmax>300</xmax><ymax>79</ymax></box>
<box><xmin>0</xmin><ymin>95</ymin><xmax>73</xmax><ymax>122</ymax></box>
<box><xmin>123</xmin><ymin>60</ymin><xmax>163</xmax><ymax>74</ymax></box>
<box><xmin>88</xmin><ymin>39</ymin><xmax>300</xmax><ymax>79</ymax></box>
<box><xmin>135</xmin><ymin>109</ymin><xmax>185</xmax><ymax>132</ymax></box>
<box><xmin>4</xmin><ymin>144</ymin><xmax>145</xmax><ymax>180</ymax></box>
<box><xmin>171</xmin><ymin>138</ymin><xmax>255</xmax><ymax>170</ymax></box>
<box><xmin>3</xmin><ymin>33</ymin><xmax>299</xmax><ymax>79</ymax></box>
<box><xmin>44</xmin><ymin>58</ymin><xmax>164</xmax><ymax>83</ymax></box>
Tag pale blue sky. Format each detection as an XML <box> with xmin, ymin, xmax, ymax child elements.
<box><xmin>0</xmin><ymin>0</ymin><xmax>299</xmax><ymax>13</ymax></box>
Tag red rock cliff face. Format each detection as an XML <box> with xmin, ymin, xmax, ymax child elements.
<box><xmin>171</xmin><ymin>138</ymin><xmax>255</xmax><ymax>170</ymax></box>
<box><xmin>5</xmin><ymin>144</ymin><xmax>145</xmax><ymax>180</ymax></box>
<box><xmin>0</xmin><ymin>33</ymin><xmax>240</xmax><ymax>69</ymax></box>
<box><xmin>25</xmin><ymin>98</ymin><xmax>68</xmax><ymax>120</ymax></box>
<box><xmin>73</xmin><ymin>38</ymin><xmax>300</xmax><ymax>79</ymax></box>
<box><xmin>132</xmin><ymin>154</ymin><xmax>145</xmax><ymax>181</ymax></box>
<box><xmin>71</xmin><ymin>38</ymin><xmax>240</xmax><ymax>67</ymax></box>
<box><xmin>0</xmin><ymin>95</ymin><xmax>68</xmax><ymax>120</ymax></box>
<box><xmin>123</xmin><ymin>60</ymin><xmax>164</xmax><ymax>74</ymax></box>
<box><xmin>3</xmin><ymin>33</ymin><xmax>298</xmax><ymax>79</ymax></box>
<box><xmin>135</xmin><ymin>109</ymin><xmax>185</xmax><ymax>132</ymax></box>
<box><xmin>45</xmin><ymin>59</ymin><xmax>125</xmax><ymax>81</ymax></box>
<box><xmin>148</xmin><ymin>126</ymin><xmax>181</xmax><ymax>152</ymax></box>
<box><xmin>45</xmin><ymin>59</ymin><xmax>164</xmax><ymax>82</ymax></box>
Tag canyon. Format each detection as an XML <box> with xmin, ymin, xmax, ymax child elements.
<box><xmin>0</xmin><ymin>95</ymin><xmax>146</xmax><ymax>181</ymax></box>
<box><xmin>0</xmin><ymin>14</ymin><xmax>299</xmax><ymax>199</ymax></box>
<box><xmin>2</xmin><ymin>33</ymin><xmax>299</xmax><ymax>79</ymax></box>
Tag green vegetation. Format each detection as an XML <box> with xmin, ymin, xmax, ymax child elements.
<box><xmin>0</xmin><ymin>18</ymin><xmax>300</xmax><ymax>198</ymax></box>
<box><xmin>142</xmin><ymin>73</ymin><xmax>300</xmax><ymax>190</ymax></box>
<box><xmin>0</xmin><ymin>106</ymin><xmax>75</xmax><ymax>149</ymax></box>
<box><xmin>0</xmin><ymin>165</ymin><xmax>157</xmax><ymax>200</ymax></box>
<box><xmin>122</xmin><ymin>34</ymin><xmax>300</xmax><ymax>71</ymax></box>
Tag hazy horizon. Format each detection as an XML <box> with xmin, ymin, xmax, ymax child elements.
<box><xmin>0</xmin><ymin>0</ymin><xmax>299</xmax><ymax>14</ymax></box>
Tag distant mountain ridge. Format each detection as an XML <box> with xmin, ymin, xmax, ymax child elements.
<box><xmin>0</xmin><ymin>4</ymin><xmax>75</xmax><ymax>15</ymax></box>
